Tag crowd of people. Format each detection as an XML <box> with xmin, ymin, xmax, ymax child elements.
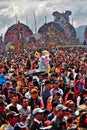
<box><xmin>0</xmin><ymin>46</ymin><xmax>87</xmax><ymax>130</ymax></box>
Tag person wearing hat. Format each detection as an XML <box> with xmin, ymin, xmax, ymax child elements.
<box><xmin>52</xmin><ymin>104</ymin><xmax>67</xmax><ymax>130</ymax></box>
<box><xmin>27</xmin><ymin>87</ymin><xmax>43</xmax><ymax>130</ymax></box>
<box><xmin>50</xmin><ymin>79</ymin><xmax>63</xmax><ymax>97</ymax></box>
<box><xmin>28</xmin><ymin>87</ymin><xmax>44</xmax><ymax>111</ymax></box>
<box><xmin>30</xmin><ymin>108</ymin><xmax>45</xmax><ymax>130</ymax></box>
<box><xmin>5</xmin><ymin>111</ymin><xmax>20</xmax><ymax>130</ymax></box>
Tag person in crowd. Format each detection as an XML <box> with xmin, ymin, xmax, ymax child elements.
<box><xmin>19</xmin><ymin>97</ymin><xmax>31</xmax><ymax>123</ymax></box>
<box><xmin>48</xmin><ymin>100</ymin><xmax>58</xmax><ymax>121</ymax></box>
<box><xmin>74</xmin><ymin>74</ymin><xmax>85</xmax><ymax>94</ymax></box>
<box><xmin>75</xmin><ymin>97</ymin><xmax>87</xmax><ymax>117</ymax></box>
<box><xmin>5</xmin><ymin>111</ymin><xmax>20</xmax><ymax>130</ymax></box>
<box><xmin>47</xmin><ymin>91</ymin><xmax>62</xmax><ymax>111</ymax></box>
<box><xmin>0</xmin><ymin>63</ymin><xmax>6</xmax><ymax>87</ymax></box>
<box><xmin>62</xmin><ymin>70</ymin><xmax>69</xmax><ymax>87</ymax></box>
<box><xmin>65</xmin><ymin>100</ymin><xmax>76</xmax><ymax>116</ymax></box>
<box><xmin>6</xmin><ymin>94</ymin><xmax>22</xmax><ymax>111</ymax></box>
<box><xmin>30</xmin><ymin>107</ymin><xmax>45</xmax><ymax>130</ymax></box>
<box><xmin>28</xmin><ymin>87</ymin><xmax>44</xmax><ymax>111</ymax></box>
<box><xmin>18</xmin><ymin>80</ymin><xmax>28</xmax><ymax>97</ymax></box>
<box><xmin>68</xmin><ymin>71</ymin><xmax>75</xmax><ymax>91</ymax></box>
<box><xmin>25</xmin><ymin>58</ymin><xmax>31</xmax><ymax>70</ymax></box>
<box><xmin>8</xmin><ymin>79</ymin><xmax>18</xmax><ymax>100</ymax></box>
<box><xmin>51</xmin><ymin>79</ymin><xmax>63</xmax><ymax>97</ymax></box>
<box><xmin>2</xmin><ymin>81</ymin><xmax>11</xmax><ymax>103</ymax></box>
<box><xmin>78</xmin><ymin>111</ymin><xmax>87</xmax><ymax>130</ymax></box>
<box><xmin>52</xmin><ymin>104</ymin><xmax>67</xmax><ymax>130</ymax></box>
<box><xmin>0</xmin><ymin>46</ymin><xmax>87</xmax><ymax>130</ymax></box>
<box><xmin>42</xmin><ymin>80</ymin><xmax>52</xmax><ymax>108</ymax></box>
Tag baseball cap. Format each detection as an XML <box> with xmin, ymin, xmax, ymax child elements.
<box><xmin>6</xmin><ymin>111</ymin><xmax>20</xmax><ymax>119</ymax></box>
<box><xmin>33</xmin><ymin>108</ymin><xmax>45</xmax><ymax>115</ymax></box>
<box><xmin>30</xmin><ymin>88</ymin><xmax>38</xmax><ymax>93</ymax></box>
<box><xmin>56</xmin><ymin>104</ymin><xmax>68</xmax><ymax>111</ymax></box>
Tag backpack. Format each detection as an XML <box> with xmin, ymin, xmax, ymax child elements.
<box><xmin>77</xmin><ymin>82</ymin><xmax>82</xmax><ymax>91</ymax></box>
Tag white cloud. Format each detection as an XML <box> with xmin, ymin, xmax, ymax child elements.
<box><xmin>0</xmin><ymin>0</ymin><xmax>87</xmax><ymax>35</ymax></box>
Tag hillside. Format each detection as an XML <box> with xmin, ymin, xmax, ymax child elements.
<box><xmin>76</xmin><ymin>25</ymin><xmax>87</xmax><ymax>42</ymax></box>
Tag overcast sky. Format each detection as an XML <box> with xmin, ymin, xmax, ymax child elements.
<box><xmin>0</xmin><ymin>0</ymin><xmax>87</xmax><ymax>35</ymax></box>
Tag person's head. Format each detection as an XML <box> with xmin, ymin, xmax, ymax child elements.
<box><xmin>5</xmin><ymin>81</ymin><xmax>11</xmax><ymax>88</ymax></box>
<box><xmin>21</xmin><ymin>97</ymin><xmax>29</xmax><ymax>109</ymax></box>
<box><xmin>45</xmin><ymin>80</ymin><xmax>51</xmax><ymax>90</ymax></box>
<box><xmin>6</xmin><ymin>111</ymin><xmax>20</xmax><ymax>126</ymax></box>
<box><xmin>11</xmin><ymin>79</ymin><xmax>17</xmax><ymax>87</ymax></box>
<box><xmin>53</xmin><ymin>91</ymin><xmax>62</xmax><ymax>100</ymax></box>
<box><xmin>50</xmin><ymin>72</ymin><xmax>58</xmax><ymax>80</ymax></box>
<box><xmin>43</xmin><ymin>109</ymin><xmax>50</xmax><ymax>121</ymax></box>
<box><xmin>30</xmin><ymin>87</ymin><xmax>39</xmax><ymax>99</ymax></box>
<box><xmin>9</xmin><ymin>105</ymin><xmax>19</xmax><ymax>113</ymax></box>
<box><xmin>75</xmin><ymin>74</ymin><xmax>81</xmax><ymax>80</ymax></box>
<box><xmin>79</xmin><ymin>111</ymin><xmax>87</xmax><ymax>128</ymax></box>
<box><xmin>33</xmin><ymin>108</ymin><xmax>45</xmax><ymax>121</ymax></box>
<box><xmin>65</xmin><ymin>100</ymin><xmax>75</xmax><ymax>110</ymax></box>
<box><xmin>63</xmin><ymin>70</ymin><xmax>68</xmax><ymax>76</ymax></box>
<box><xmin>51</xmin><ymin>100</ymin><xmax>59</xmax><ymax>113</ymax></box>
<box><xmin>67</xmin><ymin>117</ymin><xmax>74</xmax><ymax>128</ymax></box>
<box><xmin>56</xmin><ymin>104</ymin><xmax>67</xmax><ymax>118</ymax></box>
<box><xmin>64</xmin><ymin>108</ymin><xmax>73</xmax><ymax>118</ymax></box>
<box><xmin>67</xmin><ymin>92</ymin><xmax>76</xmax><ymax>101</ymax></box>
<box><xmin>21</xmin><ymin>80</ymin><xmax>26</xmax><ymax>88</ymax></box>
<box><xmin>28</xmin><ymin>84</ymin><xmax>34</xmax><ymax>91</ymax></box>
<box><xmin>11</xmin><ymin>94</ymin><xmax>19</xmax><ymax>106</ymax></box>
<box><xmin>53</xmin><ymin>79</ymin><xmax>59</xmax><ymax>89</ymax></box>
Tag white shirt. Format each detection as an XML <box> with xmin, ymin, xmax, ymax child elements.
<box><xmin>5</xmin><ymin>103</ymin><xmax>22</xmax><ymax>111</ymax></box>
